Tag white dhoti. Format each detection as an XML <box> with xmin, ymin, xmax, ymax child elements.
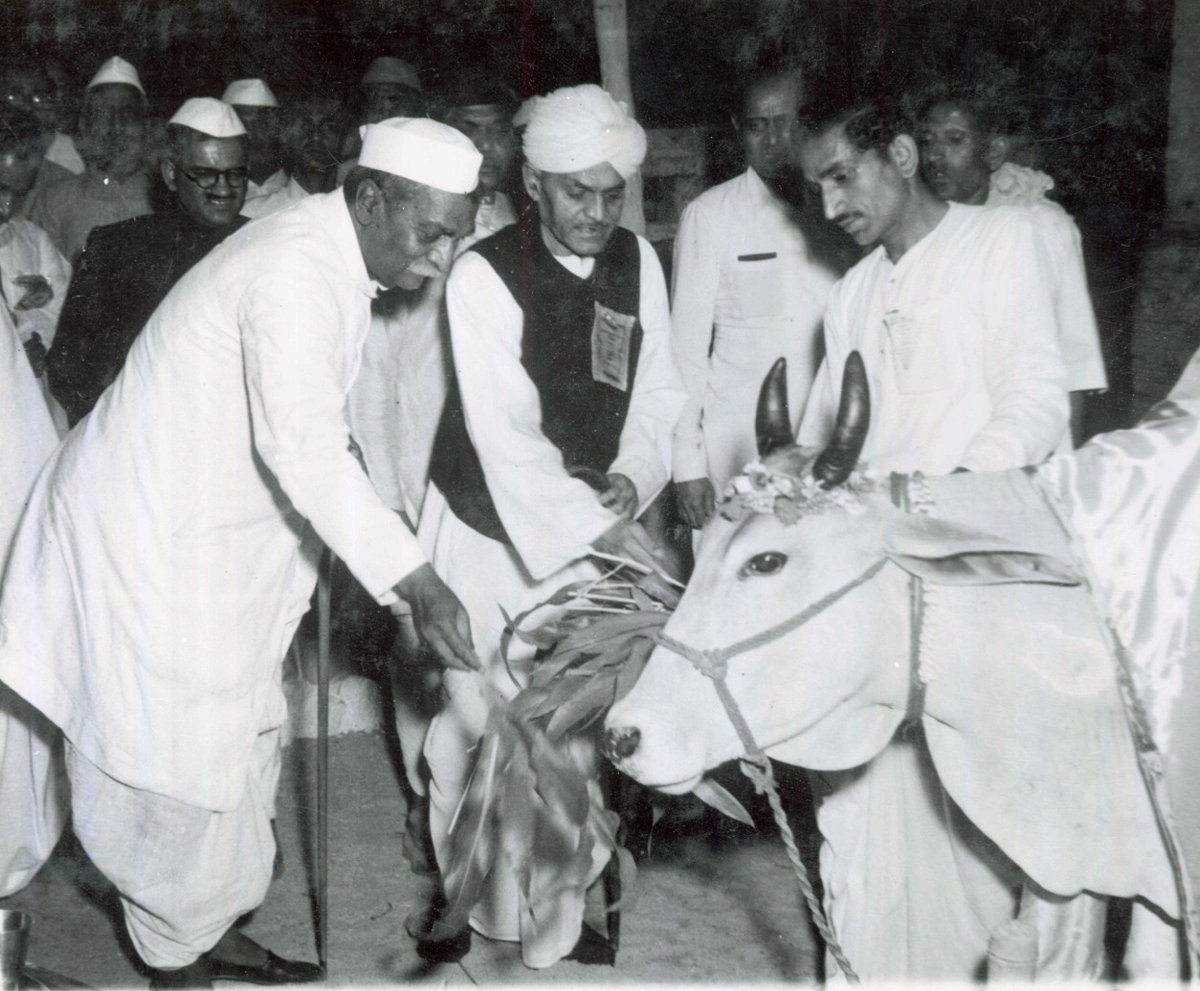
<box><xmin>65</xmin><ymin>729</ymin><xmax>281</xmax><ymax>969</ymax></box>
<box><xmin>0</xmin><ymin>686</ymin><xmax>67</xmax><ymax>897</ymax></box>
<box><xmin>419</xmin><ymin>487</ymin><xmax>610</xmax><ymax>969</ymax></box>
<box><xmin>815</xmin><ymin>732</ymin><xmax>1106</xmax><ymax>981</ymax></box>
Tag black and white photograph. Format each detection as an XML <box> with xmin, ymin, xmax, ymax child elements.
<box><xmin>0</xmin><ymin>0</ymin><xmax>1195</xmax><ymax>986</ymax></box>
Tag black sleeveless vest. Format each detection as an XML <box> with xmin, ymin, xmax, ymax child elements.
<box><xmin>429</xmin><ymin>219</ymin><xmax>643</xmax><ymax>543</ymax></box>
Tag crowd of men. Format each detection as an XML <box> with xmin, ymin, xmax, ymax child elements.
<box><xmin>0</xmin><ymin>41</ymin><xmax>1136</xmax><ymax>988</ymax></box>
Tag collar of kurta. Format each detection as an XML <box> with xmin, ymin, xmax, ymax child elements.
<box><xmin>320</xmin><ymin>190</ymin><xmax>384</xmax><ymax>299</ymax></box>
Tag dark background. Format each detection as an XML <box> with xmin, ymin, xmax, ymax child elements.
<box><xmin>0</xmin><ymin>0</ymin><xmax>1177</xmax><ymax>420</ymax></box>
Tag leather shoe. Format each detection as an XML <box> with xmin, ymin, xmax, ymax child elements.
<box><xmin>148</xmin><ymin>959</ymin><xmax>213</xmax><ymax>989</ymax></box>
<box><xmin>205</xmin><ymin>950</ymin><xmax>323</xmax><ymax>985</ymax></box>
<box><xmin>415</xmin><ymin>927</ymin><xmax>471</xmax><ymax>964</ymax></box>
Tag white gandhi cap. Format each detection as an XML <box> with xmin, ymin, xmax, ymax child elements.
<box><xmin>169</xmin><ymin>98</ymin><xmax>247</xmax><ymax>139</ymax></box>
<box><xmin>221</xmin><ymin>78</ymin><xmax>278</xmax><ymax>108</ymax></box>
<box><xmin>87</xmin><ymin>56</ymin><xmax>145</xmax><ymax>96</ymax></box>
<box><xmin>358</xmin><ymin>117</ymin><xmax>481</xmax><ymax>195</ymax></box>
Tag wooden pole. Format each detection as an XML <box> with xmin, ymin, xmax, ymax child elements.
<box><xmin>593</xmin><ymin>0</ymin><xmax>645</xmax><ymax>235</ymax></box>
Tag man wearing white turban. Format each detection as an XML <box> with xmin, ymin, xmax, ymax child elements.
<box><xmin>0</xmin><ymin>117</ymin><xmax>483</xmax><ymax>988</ymax></box>
<box><xmin>416</xmin><ymin>83</ymin><xmax>685</xmax><ymax>969</ymax></box>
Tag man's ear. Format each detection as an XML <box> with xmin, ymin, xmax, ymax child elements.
<box><xmin>985</xmin><ymin>135</ymin><xmax>1009</xmax><ymax>172</ymax></box>
<box><xmin>521</xmin><ymin>162</ymin><xmax>543</xmax><ymax>204</ymax></box>
<box><xmin>161</xmin><ymin>159</ymin><xmax>178</xmax><ymax>193</ymax></box>
<box><xmin>353</xmin><ymin>177</ymin><xmax>385</xmax><ymax>226</ymax></box>
<box><xmin>887</xmin><ymin>134</ymin><xmax>920</xmax><ymax>179</ymax></box>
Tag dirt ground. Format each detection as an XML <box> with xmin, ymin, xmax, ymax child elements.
<box><xmin>1</xmin><ymin>726</ymin><xmax>823</xmax><ymax>988</ymax></box>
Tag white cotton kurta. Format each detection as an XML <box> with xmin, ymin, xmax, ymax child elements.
<box><xmin>985</xmin><ymin>165</ymin><xmax>1107</xmax><ymax>394</ymax></box>
<box><xmin>0</xmin><ymin>218</ymin><xmax>71</xmax><ymax>350</ymax></box>
<box><xmin>797</xmin><ymin>202</ymin><xmax>1077</xmax><ymax>981</ymax></box>
<box><xmin>346</xmin><ymin>192</ymin><xmax>518</xmax><ymax>521</ymax></box>
<box><xmin>239</xmin><ymin>174</ymin><xmax>310</xmax><ymax>221</ymax></box>
<box><xmin>798</xmin><ymin>202</ymin><xmax>1068</xmax><ymax>472</ymax></box>
<box><xmin>0</xmin><ymin>190</ymin><xmax>426</xmax><ymax>814</ymax></box>
<box><xmin>0</xmin><ymin>304</ymin><xmax>65</xmax><ymax>898</ymax></box>
<box><xmin>420</xmin><ymin>231</ymin><xmax>684</xmax><ymax>967</ymax></box>
<box><xmin>671</xmin><ymin>168</ymin><xmax>839</xmax><ymax>489</ymax></box>
<box><xmin>238</xmin><ymin>168</ymin><xmax>289</xmax><ymax>218</ymax></box>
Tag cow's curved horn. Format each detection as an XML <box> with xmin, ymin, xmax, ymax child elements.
<box><xmin>755</xmin><ymin>357</ymin><xmax>793</xmax><ymax>457</ymax></box>
<box><xmin>813</xmin><ymin>350</ymin><xmax>870</xmax><ymax>488</ymax></box>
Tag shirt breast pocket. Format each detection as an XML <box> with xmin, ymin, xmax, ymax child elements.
<box><xmin>733</xmin><ymin>253</ymin><xmax>785</xmax><ymax>321</ymax></box>
<box><xmin>883</xmin><ymin>302</ymin><xmax>964</xmax><ymax>395</ymax></box>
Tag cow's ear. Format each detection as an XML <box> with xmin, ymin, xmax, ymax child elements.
<box><xmin>883</xmin><ymin>515</ymin><xmax>1082</xmax><ymax>587</ymax></box>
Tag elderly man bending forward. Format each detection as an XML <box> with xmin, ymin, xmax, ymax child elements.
<box><xmin>0</xmin><ymin>117</ymin><xmax>482</xmax><ymax>989</ymax></box>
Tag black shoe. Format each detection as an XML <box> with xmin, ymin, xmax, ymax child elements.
<box><xmin>147</xmin><ymin>959</ymin><xmax>213</xmax><ymax>989</ymax></box>
<box><xmin>415</xmin><ymin>927</ymin><xmax>471</xmax><ymax>964</ymax></box>
<box><xmin>205</xmin><ymin>950</ymin><xmax>323</xmax><ymax>985</ymax></box>
<box><xmin>564</xmin><ymin>924</ymin><xmax>616</xmax><ymax>966</ymax></box>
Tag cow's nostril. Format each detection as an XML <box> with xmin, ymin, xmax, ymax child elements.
<box><xmin>603</xmin><ymin>725</ymin><xmax>640</xmax><ymax>762</ymax></box>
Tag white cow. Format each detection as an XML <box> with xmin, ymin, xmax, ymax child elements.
<box><xmin>605</xmin><ymin>356</ymin><xmax>1200</xmax><ymax>981</ymax></box>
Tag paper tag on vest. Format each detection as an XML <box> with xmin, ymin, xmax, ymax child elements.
<box><xmin>591</xmin><ymin>302</ymin><xmax>636</xmax><ymax>391</ymax></box>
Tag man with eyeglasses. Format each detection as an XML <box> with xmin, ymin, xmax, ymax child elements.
<box><xmin>47</xmin><ymin>98</ymin><xmax>249</xmax><ymax>426</ymax></box>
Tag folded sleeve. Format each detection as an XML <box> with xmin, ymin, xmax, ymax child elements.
<box><xmin>240</xmin><ymin>260</ymin><xmax>426</xmax><ymax>601</ymax></box>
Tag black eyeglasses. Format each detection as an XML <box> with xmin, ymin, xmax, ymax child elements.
<box><xmin>178</xmin><ymin>165</ymin><xmax>249</xmax><ymax>190</ymax></box>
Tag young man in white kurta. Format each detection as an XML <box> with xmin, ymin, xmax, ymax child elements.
<box><xmin>917</xmin><ymin>96</ymin><xmax>1107</xmax><ymax>441</ymax></box>
<box><xmin>418</xmin><ymin>84</ymin><xmax>685</xmax><ymax>968</ymax></box>
<box><xmin>0</xmin><ymin>118</ymin><xmax>482</xmax><ymax>982</ymax></box>
<box><xmin>796</xmin><ymin>100</ymin><xmax>1099</xmax><ymax>981</ymax></box>
<box><xmin>672</xmin><ymin>71</ymin><xmax>839</xmax><ymax>528</ymax></box>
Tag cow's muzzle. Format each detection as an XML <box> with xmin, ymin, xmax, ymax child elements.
<box><xmin>602</xmin><ymin>725</ymin><xmax>640</xmax><ymax>762</ymax></box>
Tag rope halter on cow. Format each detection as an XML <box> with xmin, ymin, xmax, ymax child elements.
<box><xmin>652</xmin><ymin>472</ymin><xmax>934</xmax><ymax>985</ymax></box>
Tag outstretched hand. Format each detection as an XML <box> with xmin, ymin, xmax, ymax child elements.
<box><xmin>597</xmin><ymin>472</ymin><xmax>638</xmax><ymax>520</ymax></box>
<box><xmin>391</xmin><ymin>563</ymin><xmax>479</xmax><ymax>671</ymax></box>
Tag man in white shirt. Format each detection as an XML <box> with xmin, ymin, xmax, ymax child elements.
<box><xmin>240</xmin><ymin>94</ymin><xmax>346</xmax><ymax>220</ymax></box>
<box><xmin>671</xmin><ymin>68</ymin><xmax>840</xmax><ymax>529</ymax></box>
<box><xmin>916</xmin><ymin>89</ymin><xmax>1106</xmax><ymax>445</ymax></box>
<box><xmin>222</xmin><ymin>78</ymin><xmax>285</xmax><ymax>216</ymax></box>
<box><xmin>795</xmin><ymin>94</ymin><xmax>1093</xmax><ymax>980</ymax></box>
<box><xmin>416</xmin><ymin>83</ymin><xmax>685</xmax><ymax>968</ymax></box>
<box><xmin>0</xmin><ymin>118</ymin><xmax>483</xmax><ymax>989</ymax></box>
<box><xmin>25</xmin><ymin>57</ymin><xmax>153</xmax><ymax>264</ymax></box>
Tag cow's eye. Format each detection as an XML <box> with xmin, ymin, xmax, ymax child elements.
<box><xmin>740</xmin><ymin>552</ymin><xmax>788</xmax><ymax>577</ymax></box>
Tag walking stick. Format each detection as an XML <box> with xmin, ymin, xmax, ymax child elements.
<box><xmin>315</xmin><ymin>548</ymin><xmax>334</xmax><ymax>973</ymax></box>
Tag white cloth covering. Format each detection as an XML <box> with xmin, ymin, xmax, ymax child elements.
<box><xmin>797</xmin><ymin>201</ymin><xmax>1082</xmax><ymax>981</ymax></box>
<box><xmin>346</xmin><ymin>192</ymin><xmax>517</xmax><ymax>522</ymax></box>
<box><xmin>518</xmin><ymin>84</ymin><xmax>646</xmax><ymax>180</ymax></box>
<box><xmin>985</xmin><ymin>164</ymin><xmax>1106</xmax><ymax>394</ymax></box>
<box><xmin>798</xmin><ymin>202</ymin><xmax>1068</xmax><ymax>473</ymax></box>
<box><xmin>169</xmin><ymin>97</ymin><xmax>246</xmax><ymax>138</ymax></box>
<box><xmin>239</xmin><ymin>173</ymin><xmax>309</xmax><ymax>221</ymax></box>
<box><xmin>240</xmin><ymin>167</ymin><xmax>289</xmax><ymax>217</ymax></box>
<box><xmin>66</xmin><ymin>729</ymin><xmax>280</xmax><ymax>968</ymax></box>
<box><xmin>0</xmin><ymin>304</ymin><xmax>64</xmax><ymax>899</ymax></box>
<box><xmin>358</xmin><ymin>117</ymin><xmax>481</xmax><ymax>194</ymax></box>
<box><xmin>419</xmin><ymin>230</ymin><xmax>684</xmax><ymax>966</ymax></box>
<box><xmin>0</xmin><ymin>218</ymin><xmax>71</xmax><ymax>349</ymax></box>
<box><xmin>671</xmin><ymin>167</ymin><xmax>838</xmax><ymax>488</ymax></box>
<box><xmin>43</xmin><ymin>132</ymin><xmax>84</xmax><ymax>176</ymax></box>
<box><xmin>0</xmin><ymin>190</ymin><xmax>426</xmax><ymax>813</ymax></box>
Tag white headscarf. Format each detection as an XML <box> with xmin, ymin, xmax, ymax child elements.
<box><xmin>516</xmin><ymin>83</ymin><xmax>646</xmax><ymax>179</ymax></box>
